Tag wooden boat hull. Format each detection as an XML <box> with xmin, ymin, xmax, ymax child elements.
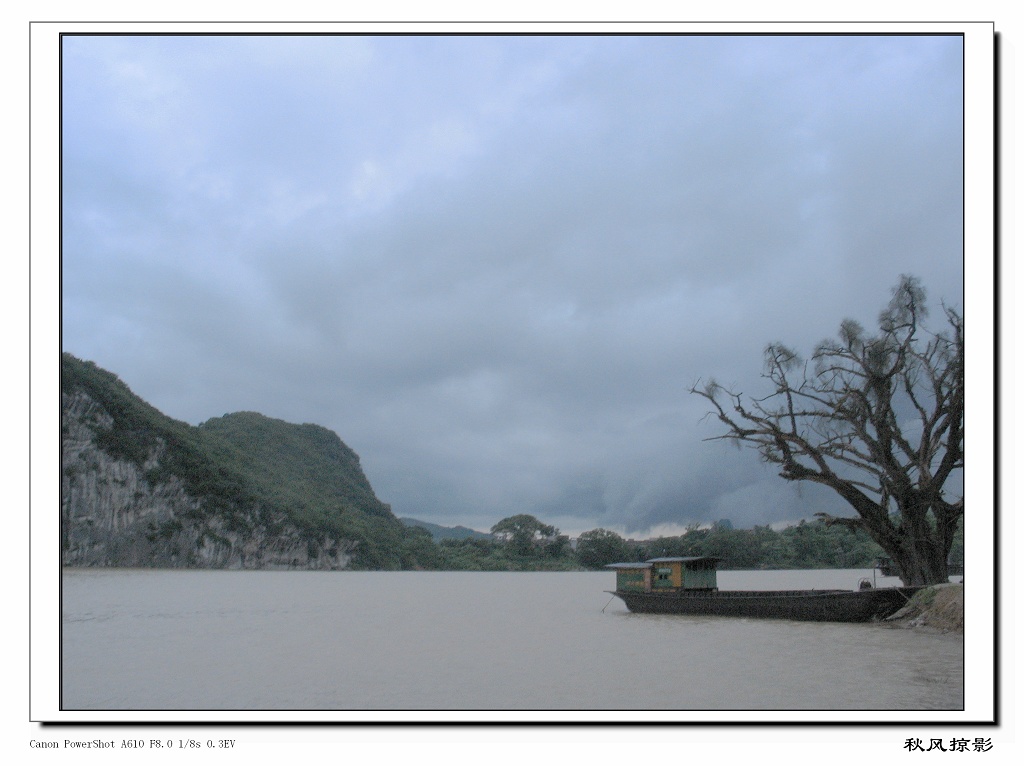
<box><xmin>609</xmin><ymin>587</ymin><xmax>921</xmax><ymax>623</ymax></box>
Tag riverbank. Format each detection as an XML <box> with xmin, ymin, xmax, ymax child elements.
<box><xmin>883</xmin><ymin>583</ymin><xmax>963</xmax><ymax>633</ymax></box>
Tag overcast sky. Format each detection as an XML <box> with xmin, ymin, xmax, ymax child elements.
<box><xmin>60</xmin><ymin>34</ymin><xmax>964</xmax><ymax>537</ymax></box>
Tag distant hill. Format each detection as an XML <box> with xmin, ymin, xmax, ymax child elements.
<box><xmin>61</xmin><ymin>352</ymin><xmax>425</xmax><ymax>570</ymax></box>
<box><xmin>400</xmin><ymin>518</ymin><xmax>493</xmax><ymax>541</ymax></box>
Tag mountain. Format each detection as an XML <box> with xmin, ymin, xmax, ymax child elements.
<box><xmin>61</xmin><ymin>352</ymin><xmax>421</xmax><ymax>570</ymax></box>
<box><xmin>400</xmin><ymin>518</ymin><xmax>493</xmax><ymax>541</ymax></box>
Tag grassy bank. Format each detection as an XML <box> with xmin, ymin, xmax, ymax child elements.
<box><xmin>883</xmin><ymin>583</ymin><xmax>964</xmax><ymax>633</ymax></box>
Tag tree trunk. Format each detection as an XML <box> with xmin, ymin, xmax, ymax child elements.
<box><xmin>883</xmin><ymin>534</ymin><xmax>950</xmax><ymax>586</ymax></box>
<box><xmin>848</xmin><ymin>501</ymin><xmax>952</xmax><ymax>586</ymax></box>
<box><xmin>889</xmin><ymin>549</ymin><xmax>949</xmax><ymax>586</ymax></box>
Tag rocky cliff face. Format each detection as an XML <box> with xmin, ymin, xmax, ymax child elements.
<box><xmin>62</xmin><ymin>389</ymin><xmax>353</xmax><ymax>569</ymax></box>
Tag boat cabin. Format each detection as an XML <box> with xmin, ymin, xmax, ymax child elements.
<box><xmin>605</xmin><ymin>562</ymin><xmax>652</xmax><ymax>592</ymax></box>
<box><xmin>606</xmin><ymin>556</ymin><xmax>721</xmax><ymax>593</ymax></box>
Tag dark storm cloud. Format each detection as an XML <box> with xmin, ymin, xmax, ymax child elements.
<box><xmin>61</xmin><ymin>34</ymin><xmax>964</xmax><ymax>535</ymax></box>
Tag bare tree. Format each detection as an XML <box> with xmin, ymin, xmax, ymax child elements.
<box><xmin>692</xmin><ymin>276</ymin><xmax>963</xmax><ymax>585</ymax></box>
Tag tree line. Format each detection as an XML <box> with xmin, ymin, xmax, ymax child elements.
<box><xmin>394</xmin><ymin>513</ymin><xmax>963</xmax><ymax>573</ymax></box>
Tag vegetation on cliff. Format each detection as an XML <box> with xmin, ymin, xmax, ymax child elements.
<box><xmin>62</xmin><ymin>353</ymin><xmax>423</xmax><ymax>569</ymax></box>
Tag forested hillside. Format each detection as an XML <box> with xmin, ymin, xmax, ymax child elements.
<box><xmin>61</xmin><ymin>353</ymin><xmax>425</xmax><ymax>569</ymax></box>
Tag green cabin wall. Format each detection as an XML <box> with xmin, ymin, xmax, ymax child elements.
<box><xmin>682</xmin><ymin>564</ymin><xmax>717</xmax><ymax>590</ymax></box>
<box><xmin>652</xmin><ymin>560</ymin><xmax>718</xmax><ymax>590</ymax></box>
<box><xmin>616</xmin><ymin>569</ymin><xmax>649</xmax><ymax>592</ymax></box>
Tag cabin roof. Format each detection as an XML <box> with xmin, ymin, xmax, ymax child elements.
<box><xmin>646</xmin><ymin>556</ymin><xmax>722</xmax><ymax>565</ymax></box>
<box><xmin>604</xmin><ymin>562</ymin><xmax>653</xmax><ymax>569</ymax></box>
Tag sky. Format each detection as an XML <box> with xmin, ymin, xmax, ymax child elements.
<box><xmin>60</xmin><ymin>33</ymin><xmax>965</xmax><ymax>537</ymax></box>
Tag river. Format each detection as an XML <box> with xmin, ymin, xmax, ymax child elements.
<box><xmin>60</xmin><ymin>568</ymin><xmax>964</xmax><ymax>717</ymax></box>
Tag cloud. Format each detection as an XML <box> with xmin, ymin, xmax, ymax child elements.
<box><xmin>61</xmin><ymin>34</ymin><xmax>965</xmax><ymax>535</ymax></box>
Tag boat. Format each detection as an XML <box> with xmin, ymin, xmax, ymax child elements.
<box><xmin>605</xmin><ymin>557</ymin><xmax>921</xmax><ymax>623</ymax></box>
